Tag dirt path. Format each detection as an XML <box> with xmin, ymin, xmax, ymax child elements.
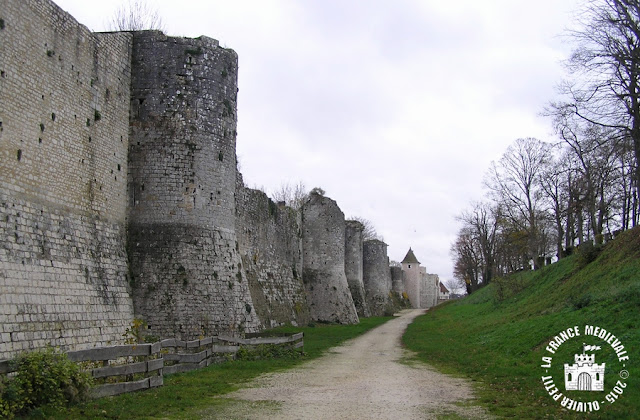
<box><xmin>202</xmin><ymin>309</ymin><xmax>491</xmax><ymax>419</ymax></box>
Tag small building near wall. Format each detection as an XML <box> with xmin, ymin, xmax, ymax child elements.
<box><xmin>439</xmin><ymin>282</ymin><xmax>450</xmax><ymax>302</ymax></box>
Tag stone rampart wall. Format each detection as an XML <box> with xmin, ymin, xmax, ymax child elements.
<box><xmin>420</xmin><ymin>273</ymin><xmax>439</xmax><ymax>309</ymax></box>
<box><xmin>236</xmin><ymin>178</ymin><xmax>310</xmax><ymax>328</ymax></box>
<box><xmin>0</xmin><ymin>0</ymin><xmax>134</xmax><ymax>358</ymax></box>
<box><xmin>0</xmin><ymin>0</ymin><xmax>422</xmax><ymax>359</ymax></box>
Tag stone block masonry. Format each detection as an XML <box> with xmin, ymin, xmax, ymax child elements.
<box><xmin>127</xmin><ymin>31</ymin><xmax>260</xmax><ymax>339</ymax></box>
<box><xmin>421</xmin><ymin>273</ymin><xmax>440</xmax><ymax>309</ymax></box>
<box><xmin>391</xmin><ymin>266</ymin><xmax>404</xmax><ymax>294</ymax></box>
<box><xmin>302</xmin><ymin>193</ymin><xmax>359</xmax><ymax>324</ymax></box>
<box><xmin>0</xmin><ymin>0</ymin><xmax>424</xmax><ymax>359</ymax></box>
<box><xmin>236</xmin><ymin>176</ymin><xmax>310</xmax><ymax>328</ymax></box>
<box><xmin>0</xmin><ymin>0</ymin><xmax>134</xmax><ymax>358</ymax></box>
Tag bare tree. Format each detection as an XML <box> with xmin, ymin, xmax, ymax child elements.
<box><xmin>456</xmin><ymin>201</ymin><xmax>501</xmax><ymax>285</ymax></box>
<box><xmin>553</xmin><ymin>0</ymin><xmax>640</xmax><ymax>214</ymax></box>
<box><xmin>551</xmin><ymin>110</ymin><xmax>623</xmax><ymax>243</ymax></box>
<box><xmin>539</xmin><ymin>147</ymin><xmax>573</xmax><ymax>258</ymax></box>
<box><xmin>271</xmin><ymin>181</ymin><xmax>308</xmax><ymax>210</ymax></box>
<box><xmin>484</xmin><ymin>138</ymin><xmax>552</xmax><ymax>269</ymax></box>
<box><xmin>451</xmin><ymin>227</ymin><xmax>482</xmax><ymax>294</ymax></box>
<box><xmin>108</xmin><ymin>0</ymin><xmax>166</xmax><ymax>32</ymax></box>
<box><xmin>616</xmin><ymin>137</ymin><xmax>639</xmax><ymax>229</ymax></box>
<box><xmin>350</xmin><ymin>216</ymin><xmax>383</xmax><ymax>241</ymax></box>
<box><xmin>443</xmin><ymin>278</ymin><xmax>466</xmax><ymax>296</ymax></box>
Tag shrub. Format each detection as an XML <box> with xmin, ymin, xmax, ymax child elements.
<box><xmin>0</xmin><ymin>375</ymin><xmax>22</xmax><ymax>419</ymax></box>
<box><xmin>575</xmin><ymin>241</ymin><xmax>602</xmax><ymax>269</ymax></box>
<box><xmin>493</xmin><ymin>274</ymin><xmax>528</xmax><ymax>302</ymax></box>
<box><xmin>569</xmin><ymin>293</ymin><xmax>593</xmax><ymax>310</ymax></box>
<box><xmin>0</xmin><ymin>347</ymin><xmax>92</xmax><ymax>418</ymax></box>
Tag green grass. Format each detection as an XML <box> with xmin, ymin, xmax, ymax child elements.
<box><xmin>404</xmin><ymin>228</ymin><xmax>640</xmax><ymax>419</ymax></box>
<box><xmin>21</xmin><ymin>316</ymin><xmax>392</xmax><ymax>420</ymax></box>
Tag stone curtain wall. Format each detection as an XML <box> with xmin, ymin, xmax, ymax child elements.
<box><xmin>363</xmin><ymin>240</ymin><xmax>392</xmax><ymax>316</ymax></box>
<box><xmin>236</xmin><ymin>177</ymin><xmax>310</xmax><ymax>328</ymax></box>
<box><xmin>0</xmin><ymin>0</ymin><xmax>134</xmax><ymax>358</ymax></box>
<box><xmin>344</xmin><ymin>221</ymin><xmax>370</xmax><ymax>318</ymax></box>
<box><xmin>302</xmin><ymin>194</ymin><xmax>359</xmax><ymax>324</ymax></box>
<box><xmin>127</xmin><ymin>32</ymin><xmax>260</xmax><ymax>340</ymax></box>
<box><xmin>421</xmin><ymin>273</ymin><xmax>439</xmax><ymax>309</ymax></box>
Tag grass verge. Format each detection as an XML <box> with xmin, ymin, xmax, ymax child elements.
<box><xmin>404</xmin><ymin>228</ymin><xmax>640</xmax><ymax>419</ymax></box>
<box><xmin>20</xmin><ymin>316</ymin><xmax>392</xmax><ymax>420</ymax></box>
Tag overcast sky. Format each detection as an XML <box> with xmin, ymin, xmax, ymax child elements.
<box><xmin>54</xmin><ymin>0</ymin><xmax>582</xmax><ymax>289</ymax></box>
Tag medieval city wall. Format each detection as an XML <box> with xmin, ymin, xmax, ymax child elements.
<box><xmin>235</xmin><ymin>176</ymin><xmax>310</xmax><ymax>328</ymax></box>
<box><xmin>127</xmin><ymin>31</ymin><xmax>260</xmax><ymax>339</ymax></box>
<box><xmin>301</xmin><ymin>193</ymin><xmax>359</xmax><ymax>324</ymax></box>
<box><xmin>0</xmin><ymin>0</ymin><xmax>134</xmax><ymax>358</ymax></box>
<box><xmin>0</xmin><ymin>0</ymin><xmax>423</xmax><ymax>359</ymax></box>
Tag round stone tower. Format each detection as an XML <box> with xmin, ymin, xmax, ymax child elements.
<box><xmin>390</xmin><ymin>266</ymin><xmax>405</xmax><ymax>295</ymax></box>
<box><xmin>363</xmin><ymin>239</ymin><xmax>392</xmax><ymax>316</ymax></box>
<box><xmin>301</xmin><ymin>192</ymin><xmax>359</xmax><ymax>324</ymax></box>
<box><xmin>127</xmin><ymin>32</ymin><xmax>259</xmax><ymax>339</ymax></box>
<box><xmin>345</xmin><ymin>220</ymin><xmax>371</xmax><ymax>318</ymax></box>
<box><xmin>401</xmin><ymin>248</ymin><xmax>421</xmax><ymax>308</ymax></box>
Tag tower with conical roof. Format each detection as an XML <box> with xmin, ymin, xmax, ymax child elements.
<box><xmin>400</xmin><ymin>248</ymin><xmax>440</xmax><ymax>309</ymax></box>
<box><xmin>401</xmin><ymin>248</ymin><xmax>422</xmax><ymax>308</ymax></box>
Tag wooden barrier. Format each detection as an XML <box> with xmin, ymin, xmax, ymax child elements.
<box><xmin>67</xmin><ymin>343</ymin><xmax>164</xmax><ymax>398</ymax></box>
<box><xmin>0</xmin><ymin>332</ymin><xmax>303</xmax><ymax>399</ymax></box>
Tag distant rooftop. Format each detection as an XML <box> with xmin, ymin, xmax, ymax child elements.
<box><xmin>401</xmin><ymin>248</ymin><xmax>420</xmax><ymax>264</ymax></box>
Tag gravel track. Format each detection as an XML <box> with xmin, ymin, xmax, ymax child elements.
<box><xmin>202</xmin><ymin>309</ymin><xmax>491</xmax><ymax>419</ymax></box>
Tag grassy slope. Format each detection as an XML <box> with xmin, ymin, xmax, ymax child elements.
<box><xmin>404</xmin><ymin>227</ymin><xmax>640</xmax><ymax>419</ymax></box>
<box><xmin>24</xmin><ymin>317</ymin><xmax>392</xmax><ymax>420</ymax></box>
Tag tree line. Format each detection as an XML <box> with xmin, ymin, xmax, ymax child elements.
<box><xmin>452</xmin><ymin>0</ymin><xmax>640</xmax><ymax>294</ymax></box>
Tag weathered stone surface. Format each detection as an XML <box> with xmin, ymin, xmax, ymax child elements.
<box><xmin>390</xmin><ymin>266</ymin><xmax>404</xmax><ymax>294</ymax></box>
<box><xmin>363</xmin><ymin>240</ymin><xmax>392</xmax><ymax>316</ymax></box>
<box><xmin>236</xmin><ymin>176</ymin><xmax>310</xmax><ymax>328</ymax></box>
<box><xmin>302</xmin><ymin>193</ymin><xmax>358</xmax><ymax>324</ymax></box>
<box><xmin>0</xmin><ymin>0</ymin><xmax>134</xmax><ymax>358</ymax></box>
<box><xmin>2</xmin><ymin>0</ymin><xmax>436</xmax><ymax>359</ymax></box>
<box><xmin>127</xmin><ymin>31</ymin><xmax>260</xmax><ymax>339</ymax></box>
<box><xmin>421</xmin><ymin>273</ymin><xmax>440</xmax><ymax>309</ymax></box>
<box><xmin>344</xmin><ymin>221</ymin><xmax>370</xmax><ymax>318</ymax></box>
